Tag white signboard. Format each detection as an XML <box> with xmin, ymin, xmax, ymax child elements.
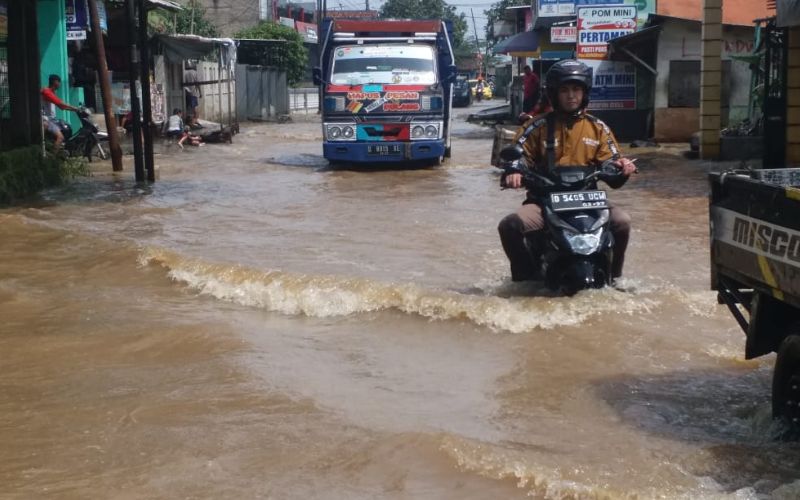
<box><xmin>577</xmin><ymin>5</ymin><xmax>637</xmax><ymax>59</ymax></box>
<box><xmin>551</xmin><ymin>26</ymin><xmax>577</xmax><ymax>43</ymax></box>
<box><xmin>538</xmin><ymin>0</ymin><xmax>576</xmax><ymax>17</ymax></box>
<box><xmin>66</xmin><ymin>30</ymin><xmax>87</xmax><ymax>40</ymax></box>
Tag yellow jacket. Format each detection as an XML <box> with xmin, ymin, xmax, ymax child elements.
<box><xmin>514</xmin><ymin>112</ymin><xmax>622</xmax><ymax>171</ymax></box>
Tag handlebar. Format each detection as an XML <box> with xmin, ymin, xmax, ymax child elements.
<box><xmin>499</xmin><ymin>159</ymin><xmax>625</xmax><ymax>191</ymax></box>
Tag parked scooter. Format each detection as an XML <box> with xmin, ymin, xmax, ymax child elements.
<box><xmin>45</xmin><ymin>106</ymin><xmax>108</xmax><ymax>161</ymax></box>
<box><xmin>498</xmin><ymin>144</ymin><xmax>628</xmax><ymax>295</ymax></box>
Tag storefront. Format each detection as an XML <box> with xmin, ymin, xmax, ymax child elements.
<box><xmin>1</xmin><ymin>0</ymin><xmax>42</xmax><ymax>151</ymax></box>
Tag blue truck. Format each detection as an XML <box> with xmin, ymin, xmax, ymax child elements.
<box><xmin>313</xmin><ymin>18</ymin><xmax>457</xmax><ymax>165</ymax></box>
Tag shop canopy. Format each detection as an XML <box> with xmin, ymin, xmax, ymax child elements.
<box><xmin>492</xmin><ymin>30</ymin><xmax>539</xmax><ymax>57</ymax></box>
<box><xmin>153</xmin><ymin>35</ymin><xmax>237</xmax><ymax>67</ymax></box>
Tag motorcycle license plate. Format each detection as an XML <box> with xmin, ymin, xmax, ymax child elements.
<box><xmin>367</xmin><ymin>144</ymin><xmax>402</xmax><ymax>155</ymax></box>
<box><xmin>549</xmin><ymin>191</ymin><xmax>609</xmax><ymax>212</ymax></box>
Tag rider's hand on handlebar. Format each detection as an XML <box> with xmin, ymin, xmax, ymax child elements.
<box><xmin>503</xmin><ymin>173</ymin><xmax>523</xmax><ymax>189</ymax></box>
<box><xmin>614</xmin><ymin>157</ymin><xmax>637</xmax><ymax>176</ymax></box>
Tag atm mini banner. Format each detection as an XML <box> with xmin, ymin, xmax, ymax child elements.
<box><xmin>585</xmin><ymin>60</ymin><xmax>636</xmax><ymax>110</ymax></box>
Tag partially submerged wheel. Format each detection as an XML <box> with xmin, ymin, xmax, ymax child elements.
<box><xmin>772</xmin><ymin>333</ymin><xmax>800</xmax><ymax>429</ymax></box>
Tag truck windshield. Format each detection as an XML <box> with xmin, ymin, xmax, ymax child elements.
<box><xmin>331</xmin><ymin>45</ymin><xmax>436</xmax><ymax>85</ymax></box>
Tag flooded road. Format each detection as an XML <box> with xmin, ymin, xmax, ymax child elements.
<box><xmin>3</xmin><ymin>104</ymin><xmax>800</xmax><ymax>498</ymax></box>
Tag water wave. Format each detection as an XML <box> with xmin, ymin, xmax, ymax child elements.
<box><xmin>440</xmin><ymin>435</ymin><xmax>632</xmax><ymax>499</ymax></box>
<box><xmin>439</xmin><ymin>435</ymin><xmax>787</xmax><ymax>500</ymax></box>
<box><xmin>139</xmin><ymin>247</ymin><xmax>658</xmax><ymax>334</ymax></box>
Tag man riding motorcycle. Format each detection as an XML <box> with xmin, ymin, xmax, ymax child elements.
<box><xmin>41</xmin><ymin>74</ymin><xmax>79</xmax><ymax>148</ymax></box>
<box><xmin>498</xmin><ymin>59</ymin><xmax>637</xmax><ymax>282</ymax></box>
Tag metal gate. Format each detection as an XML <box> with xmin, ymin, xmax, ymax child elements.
<box><xmin>763</xmin><ymin>20</ymin><xmax>788</xmax><ymax>168</ymax></box>
<box><xmin>235</xmin><ymin>65</ymin><xmax>289</xmax><ymax>121</ymax></box>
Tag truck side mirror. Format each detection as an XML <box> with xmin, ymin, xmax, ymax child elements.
<box><xmin>444</xmin><ymin>64</ymin><xmax>458</xmax><ymax>84</ymax></box>
<box><xmin>312</xmin><ymin>67</ymin><xmax>323</xmax><ymax>86</ymax></box>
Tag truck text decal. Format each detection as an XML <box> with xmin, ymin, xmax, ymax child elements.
<box><xmin>732</xmin><ymin>217</ymin><xmax>800</xmax><ymax>262</ymax></box>
<box><xmin>712</xmin><ymin>207</ymin><xmax>800</xmax><ymax>269</ymax></box>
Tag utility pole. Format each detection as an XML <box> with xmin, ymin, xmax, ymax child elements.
<box><xmin>87</xmin><ymin>0</ymin><xmax>123</xmax><ymax>171</ymax></box>
<box><xmin>125</xmin><ymin>0</ymin><xmax>145</xmax><ymax>181</ymax></box>
<box><xmin>190</xmin><ymin>0</ymin><xmax>195</xmax><ymax>35</ymax></box>
<box><xmin>366</xmin><ymin>0</ymin><xmax>369</xmax><ymax>11</ymax></box>
<box><xmin>471</xmin><ymin>8</ymin><xmax>482</xmax><ymax>77</ymax></box>
<box><xmin>137</xmin><ymin>0</ymin><xmax>155</xmax><ymax>182</ymax></box>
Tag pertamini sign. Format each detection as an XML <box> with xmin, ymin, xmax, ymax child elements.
<box><xmin>577</xmin><ymin>5</ymin><xmax>637</xmax><ymax>59</ymax></box>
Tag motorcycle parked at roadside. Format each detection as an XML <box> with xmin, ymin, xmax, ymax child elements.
<box><xmin>44</xmin><ymin>106</ymin><xmax>108</xmax><ymax>161</ymax></box>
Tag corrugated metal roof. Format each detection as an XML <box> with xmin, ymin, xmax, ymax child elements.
<box><xmin>146</xmin><ymin>0</ymin><xmax>183</xmax><ymax>11</ymax></box>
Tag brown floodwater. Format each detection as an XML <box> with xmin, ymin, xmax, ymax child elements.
<box><xmin>2</xmin><ymin>106</ymin><xmax>800</xmax><ymax>499</ymax></box>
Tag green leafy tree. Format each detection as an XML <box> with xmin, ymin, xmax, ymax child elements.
<box><xmin>379</xmin><ymin>0</ymin><xmax>469</xmax><ymax>50</ymax></box>
<box><xmin>234</xmin><ymin>22</ymin><xmax>308</xmax><ymax>86</ymax></box>
<box><xmin>150</xmin><ymin>0</ymin><xmax>220</xmax><ymax>37</ymax></box>
<box><xmin>484</xmin><ymin>0</ymin><xmax>528</xmax><ymax>47</ymax></box>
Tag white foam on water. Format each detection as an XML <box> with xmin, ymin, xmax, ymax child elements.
<box><xmin>140</xmin><ymin>247</ymin><xmax>659</xmax><ymax>334</ymax></box>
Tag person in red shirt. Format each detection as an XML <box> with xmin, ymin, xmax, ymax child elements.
<box><xmin>522</xmin><ymin>65</ymin><xmax>540</xmax><ymax>115</ymax></box>
<box><xmin>41</xmin><ymin>74</ymin><xmax>78</xmax><ymax>147</ymax></box>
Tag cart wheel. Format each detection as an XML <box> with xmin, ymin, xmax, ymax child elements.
<box><xmin>772</xmin><ymin>333</ymin><xmax>800</xmax><ymax>429</ymax></box>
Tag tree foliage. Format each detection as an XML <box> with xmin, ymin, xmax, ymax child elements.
<box><xmin>378</xmin><ymin>0</ymin><xmax>469</xmax><ymax>50</ymax></box>
<box><xmin>150</xmin><ymin>0</ymin><xmax>220</xmax><ymax>38</ymax></box>
<box><xmin>484</xmin><ymin>0</ymin><xmax>528</xmax><ymax>46</ymax></box>
<box><xmin>234</xmin><ymin>22</ymin><xmax>309</xmax><ymax>86</ymax></box>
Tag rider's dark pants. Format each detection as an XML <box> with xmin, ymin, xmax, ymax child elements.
<box><xmin>498</xmin><ymin>203</ymin><xmax>631</xmax><ymax>281</ymax></box>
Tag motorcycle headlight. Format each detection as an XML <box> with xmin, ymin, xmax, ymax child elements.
<box><xmin>564</xmin><ymin>228</ymin><xmax>603</xmax><ymax>255</ymax></box>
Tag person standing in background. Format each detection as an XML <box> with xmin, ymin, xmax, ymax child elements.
<box><xmin>183</xmin><ymin>62</ymin><xmax>202</xmax><ymax>121</ymax></box>
<box><xmin>522</xmin><ymin>65</ymin><xmax>541</xmax><ymax>115</ymax></box>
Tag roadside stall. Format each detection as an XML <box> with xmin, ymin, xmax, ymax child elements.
<box><xmin>152</xmin><ymin>34</ymin><xmax>237</xmax><ymax>136</ymax></box>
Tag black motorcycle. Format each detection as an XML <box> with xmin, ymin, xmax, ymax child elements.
<box><xmin>46</xmin><ymin>106</ymin><xmax>108</xmax><ymax>161</ymax></box>
<box><xmin>499</xmin><ymin>144</ymin><xmax>627</xmax><ymax>295</ymax></box>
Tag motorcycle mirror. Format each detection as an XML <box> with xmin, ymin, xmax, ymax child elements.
<box><xmin>500</xmin><ymin>144</ymin><xmax>524</xmax><ymax>162</ymax></box>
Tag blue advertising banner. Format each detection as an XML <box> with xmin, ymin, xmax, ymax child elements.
<box><xmin>585</xmin><ymin>60</ymin><xmax>636</xmax><ymax>110</ymax></box>
<box><xmin>65</xmin><ymin>0</ymin><xmax>88</xmax><ymax>40</ymax></box>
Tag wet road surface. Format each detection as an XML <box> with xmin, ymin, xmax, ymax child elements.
<box><xmin>2</xmin><ymin>102</ymin><xmax>800</xmax><ymax>499</ymax></box>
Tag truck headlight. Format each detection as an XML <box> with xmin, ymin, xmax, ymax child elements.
<box><xmin>325</xmin><ymin>123</ymin><xmax>356</xmax><ymax>141</ymax></box>
<box><xmin>565</xmin><ymin>228</ymin><xmax>603</xmax><ymax>255</ymax></box>
<box><xmin>410</xmin><ymin>122</ymin><xmax>441</xmax><ymax>140</ymax></box>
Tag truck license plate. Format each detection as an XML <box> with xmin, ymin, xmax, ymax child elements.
<box><xmin>367</xmin><ymin>144</ymin><xmax>402</xmax><ymax>155</ymax></box>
